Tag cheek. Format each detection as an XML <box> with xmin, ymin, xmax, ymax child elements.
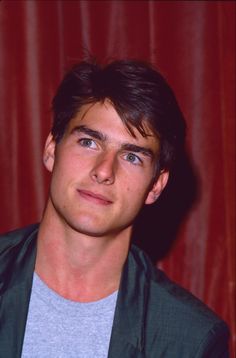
<box><xmin>50</xmin><ymin>159</ymin><xmax>75</xmax><ymax>190</ymax></box>
<box><xmin>54</xmin><ymin>152</ymin><xmax>84</xmax><ymax>175</ymax></box>
<box><xmin>123</xmin><ymin>180</ymin><xmax>150</xmax><ymax>205</ymax></box>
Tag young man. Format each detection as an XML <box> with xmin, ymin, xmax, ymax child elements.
<box><xmin>0</xmin><ymin>60</ymin><xmax>229</xmax><ymax>357</ymax></box>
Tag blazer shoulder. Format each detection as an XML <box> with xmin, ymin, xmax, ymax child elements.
<box><xmin>154</xmin><ymin>268</ymin><xmax>226</xmax><ymax>320</ymax></box>
<box><xmin>0</xmin><ymin>224</ymin><xmax>38</xmax><ymax>295</ymax></box>
<box><xmin>151</xmin><ymin>268</ymin><xmax>230</xmax><ymax>354</ymax></box>
<box><xmin>0</xmin><ymin>223</ymin><xmax>39</xmax><ymax>252</ymax></box>
<box><xmin>130</xmin><ymin>245</ymin><xmax>230</xmax><ymax>354</ymax></box>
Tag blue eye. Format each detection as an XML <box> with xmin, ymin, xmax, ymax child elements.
<box><xmin>125</xmin><ymin>153</ymin><xmax>141</xmax><ymax>165</ymax></box>
<box><xmin>79</xmin><ymin>138</ymin><xmax>97</xmax><ymax>148</ymax></box>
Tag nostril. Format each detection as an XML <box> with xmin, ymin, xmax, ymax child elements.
<box><xmin>90</xmin><ymin>163</ymin><xmax>115</xmax><ymax>185</ymax></box>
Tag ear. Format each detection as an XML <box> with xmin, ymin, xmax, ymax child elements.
<box><xmin>145</xmin><ymin>171</ymin><xmax>169</xmax><ymax>205</ymax></box>
<box><xmin>43</xmin><ymin>133</ymin><xmax>56</xmax><ymax>172</ymax></box>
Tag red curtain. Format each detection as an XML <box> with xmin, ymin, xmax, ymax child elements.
<box><xmin>0</xmin><ymin>0</ymin><xmax>235</xmax><ymax>352</ymax></box>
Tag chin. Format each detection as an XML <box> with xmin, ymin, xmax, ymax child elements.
<box><xmin>61</xmin><ymin>210</ymin><xmax>131</xmax><ymax>238</ymax></box>
<box><xmin>64</xmin><ymin>217</ymin><xmax>110</xmax><ymax>238</ymax></box>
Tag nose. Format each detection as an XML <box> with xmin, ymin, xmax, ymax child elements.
<box><xmin>90</xmin><ymin>151</ymin><xmax>117</xmax><ymax>185</ymax></box>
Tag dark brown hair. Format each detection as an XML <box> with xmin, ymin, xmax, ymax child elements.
<box><xmin>51</xmin><ymin>59</ymin><xmax>186</xmax><ymax>171</ymax></box>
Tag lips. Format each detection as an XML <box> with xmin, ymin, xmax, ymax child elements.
<box><xmin>77</xmin><ymin>189</ymin><xmax>113</xmax><ymax>205</ymax></box>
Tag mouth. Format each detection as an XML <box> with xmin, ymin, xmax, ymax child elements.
<box><xmin>77</xmin><ymin>189</ymin><xmax>113</xmax><ymax>206</ymax></box>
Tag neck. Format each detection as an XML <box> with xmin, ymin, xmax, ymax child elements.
<box><xmin>35</xmin><ymin>201</ymin><xmax>131</xmax><ymax>302</ymax></box>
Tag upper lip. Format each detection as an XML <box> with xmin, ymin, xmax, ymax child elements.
<box><xmin>77</xmin><ymin>189</ymin><xmax>113</xmax><ymax>203</ymax></box>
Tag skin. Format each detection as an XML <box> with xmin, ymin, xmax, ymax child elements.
<box><xmin>36</xmin><ymin>100</ymin><xmax>169</xmax><ymax>302</ymax></box>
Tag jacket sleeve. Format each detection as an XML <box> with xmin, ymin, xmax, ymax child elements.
<box><xmin>195</xmin><ymin>321</ymin><xmax>230</xmax><ymax>358</ymax></box>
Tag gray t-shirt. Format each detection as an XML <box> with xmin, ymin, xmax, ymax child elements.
<box><xmin>21</xmin><ymin>273</ymin><xmax>118</xmax><ymax>358</ymax></box>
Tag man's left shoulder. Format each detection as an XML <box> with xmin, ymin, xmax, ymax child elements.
<box><xmin>148</xmin><ymin>265</ymin><xmax>228</xmax><ymax>331</ymax></box>
<box><xmin>130</xmin><ymin>245</ymin><xmax>230</xmax><ymax>355</ymax></box>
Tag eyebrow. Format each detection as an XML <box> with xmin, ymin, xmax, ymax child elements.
<box><xmin>71</xmin><ymin>125</ymin><xmax>107</xmax><ymax>141</ymax></box>
<box><xmin>71</xmin><ymin>125</ymin><xmax>155</xmax><ymax>159</ymax></box>
<box><xmin>121</xmin><ymin>144</ymin><xmax>154</xmax><ymax>158</ymax></box>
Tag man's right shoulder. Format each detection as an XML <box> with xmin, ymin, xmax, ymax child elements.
<box><xmin>0</xmin><ymin>223</ymin><xmax>38</xmax><ymax>294</ymax></box>
<box><xmin>0</xmin><ymin>223</ymin><xmax>39</xmax><ymax>252</ymax></box>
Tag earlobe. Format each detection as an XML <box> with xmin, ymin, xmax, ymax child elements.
<box><xmin>145</xmin><ymin>171</ymin><xmax>169</xmax><ymax>205</ymax></box>
<box><xmin>43</xmin><ymin>133</ymin><xmax>56</xmax><ymax>172</ymax></box>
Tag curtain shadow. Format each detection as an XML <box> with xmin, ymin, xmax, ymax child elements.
<box><xmin>132</xmin><ymin>148</ymin><xmax>199</xmax><ymax>263</ymax></box>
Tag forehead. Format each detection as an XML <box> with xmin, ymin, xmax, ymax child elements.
<box><xmin>66</xmin><ymin>101</ymin><xmax>159</xmax><ymax>150</ymax></box>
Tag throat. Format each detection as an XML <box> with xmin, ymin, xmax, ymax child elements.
<box><xmin>35</xmin><ymin>241</ymin><xmax>125</xmax><ymax>302</ymax></box>
<box><xmin>35</xmin><ymin>219</ymin><xmax>130</xmax><ymax>302</ymax></box>
<box><xmin>35</xmin><ymin>269</ymin><xmax>121</xmax><ymax>303</ymax></box>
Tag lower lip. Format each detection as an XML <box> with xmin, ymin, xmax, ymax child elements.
<box><xmin>78</xmin><ymin>190</ymin><xmax>112</xmax><ymax>206</ymax></box>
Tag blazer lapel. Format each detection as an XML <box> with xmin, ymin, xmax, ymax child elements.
<box><xmin>108</xmin><ymin>247</ymin><xmax>148</xmax><ymax>358</ymax></box>
<box><xmin>0</xmin><ymin>226</ymin><xmax>37</xmax><ymax>357</ymax></box>
<box><xmin>0</xmin><ymin>281</ymin><xmax>33</xmax><ymax>357</ymax></box>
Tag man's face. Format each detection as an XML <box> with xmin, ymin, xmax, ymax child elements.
<box><xmin>44</xmin><ymin>100</ymin><xmax>168</xmax><ymax>238</ymax></box>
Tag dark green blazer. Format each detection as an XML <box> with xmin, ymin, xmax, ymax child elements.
<box><xmin>0</xmin><ymin>224</ymin><xmax>229</xmax><ymax>357</ymax></box>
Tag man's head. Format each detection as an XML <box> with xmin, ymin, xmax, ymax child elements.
<box><xmin>43</xmin><ymin>60</ymin><xmax>186</xmax><ymax>237</ymax></box>
<box><xmin>51</xmin><ymin>60</ymin><xmax>186</xmax><ymax>175</ymax></box>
